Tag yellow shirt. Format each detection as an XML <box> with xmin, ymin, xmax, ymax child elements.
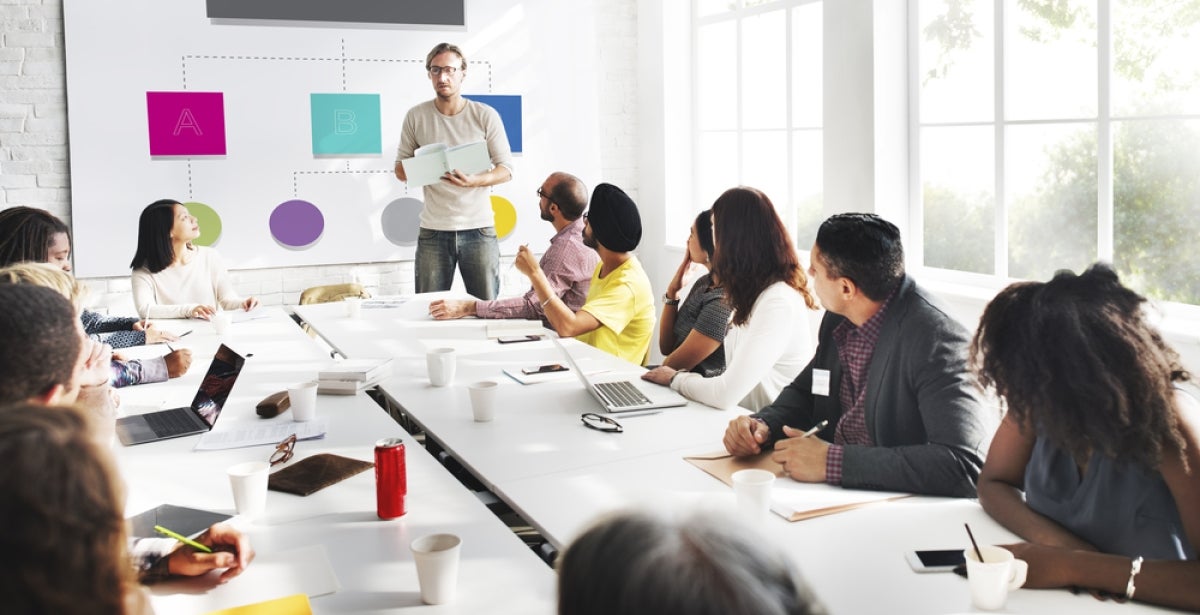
<box><xmin>576</xmin><ymin>256</ymin><xmax>655</xmax><ymax>365</ymax></box>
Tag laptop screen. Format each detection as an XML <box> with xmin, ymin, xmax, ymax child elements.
<box><xmin>189</xmin><ymin>344</ymin><xmax>246</xmax><ymax>426</ymax></box>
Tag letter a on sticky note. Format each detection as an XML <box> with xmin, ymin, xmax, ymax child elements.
<box><xmin>146</xmin><ymin>91</ymin><xmax>227</xmax><ymax>156</ymax></box>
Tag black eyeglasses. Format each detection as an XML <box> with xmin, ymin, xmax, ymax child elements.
<box><xmin>537</xmin><ymin>186</ymin><xmax>556</xmax><ymax>205</ymax></box>
<box><xmin>581</xmin><ymin>412</ymin><xmax>622</xmax><ymax>433</ymax></box>
<box><xmin>428</xmin><ymin>66</ymin><xmax>460</xmax><ymax>76</ymax></box>
<box><xmin>269</xmin><ymin>434</ymin><xmax>297</xmax><ymax>467</ymax></box>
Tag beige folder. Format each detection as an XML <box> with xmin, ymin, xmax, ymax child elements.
<box><xmin>684</xmin><ymin>450</ymin><xmax>910</xmax><ymax>522</ymax></box>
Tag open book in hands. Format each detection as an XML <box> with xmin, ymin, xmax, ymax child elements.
<box><xmin>400</xmin><ymin>141</ymin><xmax>492</xmax><ymax>187</ymax></box>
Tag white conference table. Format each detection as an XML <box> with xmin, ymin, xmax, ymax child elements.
<box><xmin>112</xmin><ymin>308</ymin><xmax>555</xmax><ymax>614</ymax></box>
<box><xmin>294</xmin><ymin>295</ymin><xmax>1182</xmax><ymax>614</ymax></box>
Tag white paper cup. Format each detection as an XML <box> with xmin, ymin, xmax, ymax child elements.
<box><xmin>732</xmin><ymin>468</ymin><xmax>775</xmax><ymax>525</ymax></box>
<box><xmin>427</xmin><ymin>348</ymin><xmax>456</xmax><ymax>387</ymax></box>
<box><xmin>469</xmin><ymin>381</ymin><xmax>499</xmax><ymax>422</ymax></box>
<box><xmin>212</xmin><ymin>311</ymin><xmax>232</xmax><ymax>337</ymax></box>
<box><xmin>344</xmin><ymin>296</ymin><xmax>363</xmax><ymax>318</ymax></box>
<box><xmin>411</xmin><ymin>533</ymin><xmax>462</xmax><ymax>605</ymax></box>
<box><xmin>288</xmin><ymin>381</ymin><xmax>319</xmax><ymax>422</ymax></box>
<box><xmin>965</xmin><ymin>545</ymin><xmax>1028</xmax><ymax>610</ymax></box>
<box><xmin>227</xmin><ymin>461</ymin><xmax>270</xmax><ymax>519</ymax></box>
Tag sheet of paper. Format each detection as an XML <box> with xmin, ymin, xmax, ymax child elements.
<box><xmin>195</xmin><ymin>419</ymin><xmax>329</xmax><ymax>451</ymax></box>
<box><xmin>203</xmin><ymin>593</ymin><xmax>311</xmax><ymax>615</ymax></box>
<box><xmin>485</xmin><ymin>320</ymin><xmax>546</xmax><ymax>338</ymax></box>
<box><xmin>149</xmin><ymin>545</ymin><xmax>338</xmax><ymax>615</ymax></box>
<box><xmin>231</xmin><ymin>309</ymin><xmax>271</xmax><ymax>324</ymax></box>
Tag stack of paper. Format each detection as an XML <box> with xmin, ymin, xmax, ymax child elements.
<box><xmin>317</xmin><ymin>358</ymin><xmax>392</xmax><ymax>395</ymax></box>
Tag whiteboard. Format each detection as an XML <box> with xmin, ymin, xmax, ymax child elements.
<box><xmin>63</xmin><ymin>0</ymin><xmax>602</xmax><ymax>277</ymax></box>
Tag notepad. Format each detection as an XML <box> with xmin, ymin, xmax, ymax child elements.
<box><xmin>203</xmin><ymin>593</ymin><xmax>311</xmax><ymax>615</ymax></box>
<box><xmin>684</xmin><ymin>450</ymin><xmax>910</xmax><ymax>521</ymax></box>
<box><xmin>400</xmin><ymin>141</ymin><xmax>492</xmax><ymax>187</ymax></box>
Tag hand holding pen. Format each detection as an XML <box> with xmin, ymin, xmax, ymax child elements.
<box><xmin>771</xmin><ymin>419</ymin><xmax>833</xmax><ymax>483</ymax></box>
<box><xmin>160</xmin><ymin>522</ymin><xmax>255</xmax><ymax>583</ymax></box>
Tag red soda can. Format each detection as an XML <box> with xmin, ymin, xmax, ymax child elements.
<box><xmin>375</xmin><ymin>437</ymin><xmax>407</xmax><ymax>519</ymax></box>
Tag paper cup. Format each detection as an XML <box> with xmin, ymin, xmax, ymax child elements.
<box><xmin>288</xmin><ymin>381</ymin><xmax>319</xmax><ymax>422</ymax></box>
<box><xmin>732</xmin><ymin>468</ymin><xmax>775</xmax><ymax>525</ymax></box>
<box><xmin>411</xmin><ymin>533</ymin><xmax>462</xmax><ymax>605</ymax></box>
<box><xmin>427</xmin><ymin>348</ymin><xmax>456</xmax><ymax>387</ymax></box>
<box><xmin>227</xmin><ymin>460</ymin><xmax>270</xmax><ymax>518</ymax></box>
<box><xmin>212</xmin><ymin>311</ymin><xmax>232</xmax><ymax>337</ymax></box>
<box><xmin>469</xmin><ymin>381</ymin><xmax>499</xmax><ymax>422</ymax></box>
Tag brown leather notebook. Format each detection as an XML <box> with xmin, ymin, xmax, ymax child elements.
<box><xmin>268</xmin><ymin>454</ymin><xmax>374</xmax><ymax>496</ymax></box>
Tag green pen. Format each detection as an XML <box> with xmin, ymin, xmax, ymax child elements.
<box><xmin>153</xmin><ymin>525</ymin><xmax>213</xmax><ymax>553</ymax></box>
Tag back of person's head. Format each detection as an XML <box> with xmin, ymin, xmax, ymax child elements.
<box><xmin>0</xmin><ymin>284</ymin><xmax>82</xmax><ymax>405</ymax></box>
<box><xmin>814</xmin><ymin>213</ymin><xmax>904</xmax><ymax>301</ymax></box>
<box><xmin>972</xmin><ymin>262</ymin><xmax>1189</xmax><ymax>470</ymax></box>
<box><xmin>0</xmin><ymin>403</ymin><xmax>133</xmax><ymax>615</ymax></box>
<box><xmin>130</xmin><ymin>198</ymin><xmax>181</xmax><ymax>273</ymax></box>
<box><xmin>547</xmin><ymin>172</ymin><xmax>589</xmax><ymax>220</ymax></box>
<box><xmin>694</xmin><ymin>209</ymin><xmax>715</xmax><ymax>262</ymax></box>
<box><xmin>586</xmin><ymin>183</ymin><xmax>642</xmax><ymax>252</ymax></box>
<box><xmin>0</xmin><ymin>262</ymin><xmax>88</xmax><ymax>312</ymax></box>
<box><xmin>557</xmin><ymin>510</ymin><xmax>826</xmax><ymax>615</ymax></box>
<box><xmin>710</xmin><ymin>187</ymin><xmax>816</xmax><ymax>325</ymax></box>
<box><xmin>0</xmin><ymin>205</ymin><xmax>70</xmax><ymax>267</ymax></box>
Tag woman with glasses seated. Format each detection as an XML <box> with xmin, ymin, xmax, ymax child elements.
<box><xmin>972</xmin><ymin>263</ymin><xmax>1200</xmax><ymax>610</ymax></box>
<box><xmin>655</xmin><ymin>210</ymin><xmax>731</xmax><ymax>377</ymax></box>
<box><xmin>643</xmin><ymin>187</ymin><xmax>817</xmax><ymax>411</ymax></box>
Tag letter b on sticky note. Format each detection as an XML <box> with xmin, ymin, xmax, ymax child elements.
<box><xmin>311</xmin><ymin>93</ymin><xmax>381</xmax><ymax>155</ymax></box>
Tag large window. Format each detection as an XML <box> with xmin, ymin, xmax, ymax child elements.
<box><xmin>693</xmin><ymin>0</ymin><xmax>823</xmax><ymax>247</ymax></box>
<box><xmin>916</xmin><ymin>0</ymin><xmax>1200</xmax><ymax>305</ymax></box>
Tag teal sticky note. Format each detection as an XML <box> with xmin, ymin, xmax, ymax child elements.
<box><xmin>310</xmin><ymin>93</ymin><xmax>382</xmax><ymax>155</ymax></box>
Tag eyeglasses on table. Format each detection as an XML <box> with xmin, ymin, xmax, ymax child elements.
<box><xmin>270</xmin><ymin>434</ymin><xmax>298</xmax><ymax>466</ymax></box>
<box><xmin>581</xmin><ymin>412</ymin><xmax>622</xmax><ymax>433</ymax></box>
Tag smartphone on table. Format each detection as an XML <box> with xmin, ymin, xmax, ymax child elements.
<box><xmin>521</xmin><ymin>363</ymin><xmax>568</xmax><ymax>375</ymax></box>
<box><xmin>498</xmin><ymin>334</ymin><xmax>544</xmax><ymax>344</ymax></box>
<box><xmin>905</xmin><ymin>549</ymin><xmax>965</xmax><ymax>573</ymax></box>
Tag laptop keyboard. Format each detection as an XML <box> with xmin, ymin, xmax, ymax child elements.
<box><xmin>594</xmin><ymin>381</ymin><xmax>652</xmax><ymax>408</ymax></box>
<box><xmin>144</xmin><ymin>409</ymin><xmax>203</xmax><ymax>436</ymax></box>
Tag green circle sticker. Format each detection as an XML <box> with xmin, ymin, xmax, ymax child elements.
<box><xmin>183</xmin><ymin>201</ymin><xmax>222</xmax><ymax>246</ymax></box>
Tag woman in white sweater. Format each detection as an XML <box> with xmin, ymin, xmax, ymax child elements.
<box><xmin>130</xmin><ymin>199</ymin><xmax>258</xmax><ymax>319</ymax></box>
<box><xmin>643</xmin><ymin>187</ymin><xmax>817</xmax><ymax>411</ymax></box>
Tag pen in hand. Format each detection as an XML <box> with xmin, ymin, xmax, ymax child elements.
<box><xmin>799</xmin><ymin>419</ymin><xmax>829</xmax><ymax>439</ymax></box>
<box><xmin>154</xmin><ymin>525</ymin><xmax>213</xmax><ymax>553</ymax></box>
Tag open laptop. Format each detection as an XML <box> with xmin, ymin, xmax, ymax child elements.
<box><xmin>552</xmin><ymin>338</ymin><xmax>688</xmax><ymax>413</ymax></box>
<box><xmin>116</xmin><ymin>344</ymin><xmax>246</xmax><ymax>446</ymax></box>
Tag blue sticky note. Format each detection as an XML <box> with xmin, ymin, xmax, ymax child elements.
<box><xmin>464</xmin><ymin>94</ymin><xmax>523</xmax><ymax>154</ymax></box>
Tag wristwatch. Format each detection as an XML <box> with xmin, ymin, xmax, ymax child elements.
<box><xmin>663</xmin><ymin>294</ymin><xmax>680</xmax><ymax>307</ymax></box>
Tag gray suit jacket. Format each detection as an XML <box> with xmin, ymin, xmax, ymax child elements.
<box><xmin>753</xmin><ymin>276</ymin><xmax>995</xmax><ymax>498</ymax></box>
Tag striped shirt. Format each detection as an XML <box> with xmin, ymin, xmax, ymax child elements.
<box><xmin>825</xmin><ymin>287</ymin><xmax>897</xmax><ymax>485</ymax></box>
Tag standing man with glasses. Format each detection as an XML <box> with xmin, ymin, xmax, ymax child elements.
<box><xmin>428</xmin><ymin>172</ymin><xmax>598</xmax><ymax>330</ymax></box>
<box><xmin>395</xmin><ymin>42</ymin><xmax>514</xmax><ymax>299</ymax></box>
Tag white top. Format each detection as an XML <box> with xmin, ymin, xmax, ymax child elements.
<box><xmin>671</xmin><ymin>281</ymin><xmax>813</xmax><ymax>411</ymax></box>
<box><xmin>130</xmin><ymin>245</ymin><xmax>244</xmax><ymax>318</ymax></box>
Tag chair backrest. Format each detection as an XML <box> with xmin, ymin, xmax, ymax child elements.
<box><xmin>299</xmin><ymin>283</ymin><xmax>370</xmax><ymax>305</ymax></box>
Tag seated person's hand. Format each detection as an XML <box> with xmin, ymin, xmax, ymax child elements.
<box><xmin>167</xmin><ymin>523</ymin><xmax>255</xmax><ymax>584</ymax></box>
<box><xmin>641</xmin><ymin>366</ymin><xmax>676</xmax><ymax>386</ymax></box>
<box><xmin>514</xmin><ymin>245</ymin><xmax>540</xmax><ymax>277</ymax></box>
<box><xmin>144</xmin><ymin>326</ymin><xmax>179</xmax><ymax>344</ymax></box>
<box><xmin>81</xmin><ymin>339</ymin><xmax>114</xmax><ymax>388</ymax></box>
<box><xmin>723</xmin><ymin>415</ymin><xmax>769</xmax><ymax>457</ymax></box>
<box><xmin>132</xmin><ymin>319</ymin><xmax>151</xmax><ymax>331</ymax></box>
<box><xmin>770</xmin><ymin>426</ymin><xmax>831</xmax><ymax>482</ymax></box>
<box><xmin>164</xmin><ymin>349</ymin><xmax>192</xmax><ymax>378</ymax></box>
<box><xmin>429</xmin><ymin>299</ymin><xmax>474</xmax><ymax>320</ymax></box>
<box><xmin>241</xmin><ymin>297</ymin><xmax>259</xmax><ymax>312</ymax></box>
<box><xmin>190</xmin><ymin>304</ymin><xmax>216</xmax><ymax>320</ymax></box>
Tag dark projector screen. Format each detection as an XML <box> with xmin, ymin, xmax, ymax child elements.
<box><xmin>206</xmin><ymin>0</ymin><xmax>465</xmax><ymax>27</ymax></box>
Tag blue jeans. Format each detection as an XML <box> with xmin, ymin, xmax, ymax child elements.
<box><xmin>415</xmin><ymin>227</ymin><xmax>500</xmax><ymax>300</ymax></box>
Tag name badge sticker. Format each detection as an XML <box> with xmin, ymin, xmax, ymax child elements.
<box><xmin>812</xmin><ymin>368</ymin><xmax>831</xmax><ymax>397</ymax></box>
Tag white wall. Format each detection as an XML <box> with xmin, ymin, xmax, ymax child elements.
<box><xmin>0</xmin><ymin>0</ymin><xmax>639</xmax><ymax>315</ymax></box>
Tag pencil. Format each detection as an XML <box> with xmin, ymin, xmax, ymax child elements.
<box><xmin>154</xmin><ymin>525</ymin><xmax>212</xmax><ymax>553</ymax></box>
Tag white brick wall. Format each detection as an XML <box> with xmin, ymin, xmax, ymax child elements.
<box><xmin>1</xmin><ymin>0</ymin><xmax>639</xmax><ymax>316</ymax></box>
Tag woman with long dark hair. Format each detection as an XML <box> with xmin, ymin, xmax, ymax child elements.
<box><xmin>973</xmin><ymin>263</ymin><xmax>1200</xmax><ymax>610</ymax></box>
<box><xmin>644</xmin><ymin>187</ymin><xmax>817</xmax><ymax>410</ymax></box>
<box><xmin>130</xmin><ymin>199</ymin><xmax>257</xmax><ymax>319</ymax></box>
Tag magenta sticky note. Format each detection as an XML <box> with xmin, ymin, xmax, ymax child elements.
<box><xmin>146</xmin><ymin>91</ymin><xmax>227</xmax><ymax>156</ymax></box>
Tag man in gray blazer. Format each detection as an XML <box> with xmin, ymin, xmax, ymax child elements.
<box><xmin>723</xmin><ymin>213</ymin><xmax>995</xmax><ymax>498</ymax></box>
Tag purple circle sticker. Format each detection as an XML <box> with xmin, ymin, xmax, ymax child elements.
<box><xmin>269</xmin><ymin>199</ymin><xmax>324</xmax><ymax>249</ymax></box>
